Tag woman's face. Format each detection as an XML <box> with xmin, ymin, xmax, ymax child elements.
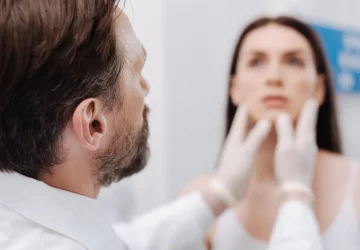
<box><xmin>231</xmin><ymin>24</ymin><xmax>325</xmax><ymax>123</ymax></box>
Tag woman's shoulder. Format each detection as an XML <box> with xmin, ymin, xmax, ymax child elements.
<box><xmin>317</xmin><ymin>150</ymin><xmax>354</xmax><ymax>170</ymax></box>
<box><xmin>181</xmin><ymin>174</ymin><xmax>215</xmax><ymax>196</ymax></box>
<box><xmin>316</xmin><ymin>150</ymin><xmax>360</xmax><ymax>215</ymax></box>
<box><xmin>315</xmin><ymin>150</ymin><xmax>354</xmax><ymax>188</ymax></box>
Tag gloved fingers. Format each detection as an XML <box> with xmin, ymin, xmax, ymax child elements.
<box><xmin>244</xmin><ymin>119</ymin><xmax>271</xmax><ymax>154</ymax></box>
<box><xmin>276</xmin><ymin>113</ymin><xmax>294</xmax><ymax>145</ymax></box>
<box><xmin>296</xmin><ymin>99</ymin><xmax>319</xmax><ymax>145</ymax></box>
<box><xmin>228</xmin><ymin>105</ymin><xmax>248</xmax><ymax>143</ymax></box>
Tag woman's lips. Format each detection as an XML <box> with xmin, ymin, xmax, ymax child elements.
<box><xmin>262</xmin><ymin>95</ymin><xmax>289</xmax><ymax>107</ymax></box>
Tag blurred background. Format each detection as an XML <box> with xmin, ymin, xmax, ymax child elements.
<box><xmin>99</xmin><ymin>0</ymin><xmax>360</xmax><ymax>222</ymax></box>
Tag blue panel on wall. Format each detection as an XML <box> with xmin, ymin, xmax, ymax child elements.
<box><xmin>310</xmin><ymin>23</ymin><xmax>360</xmax><ymax>94</ymax></box>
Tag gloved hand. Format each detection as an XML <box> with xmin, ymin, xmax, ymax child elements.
<box><xmin>212</xmin><ymin>106</ymin><xmax>271</xmax><ymax>206</ymax></box>
<box><xmin>275</xmin><ymin>99</ymin><xmax>319</xmax><ymax>189</ymax></box>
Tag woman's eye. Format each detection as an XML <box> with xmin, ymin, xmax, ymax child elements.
<box><xmin>287</xmin><ymin>57</ymin><xmax>304</xmax><ymax>67</ymax></box>
<box><xmin>248</xmin><ymin>58</ymin><xmax>263</xmax><ymax>67</ymax></box>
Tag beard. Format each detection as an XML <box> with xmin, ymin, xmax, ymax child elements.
<box><xmin>96</xmin><ymin>106</ymin><xmax>150</xmax><ymax>187</ymax></box>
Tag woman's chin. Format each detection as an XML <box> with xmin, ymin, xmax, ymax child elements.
<box><xmin>251</xmin><ymin>109</ymin><xmax>296</xmax><ymax>124</ymax></box>
<box><xmin>253</xmin><ymin>110</ymin><xmax>281</xmax><ymax>122</ymax></box>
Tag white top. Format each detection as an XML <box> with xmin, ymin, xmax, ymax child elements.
<box><xmin>268</xmin><ymin>201</ymin><xmax>324</xmax><ymax>250</ymax></box>
<box><xmin>0</xmin><ymin>172</ymin><xmax>215</xmax><ymax>250</ymax></box>
<box><xmin>0</xmin><ymin>171</ymin><xmax>327</xmax><ymax>250</ymax></box>
<box><xmin>212</xmin><ymin>163</ymin><xmax>360</xmax><ymax>250</ymax></box>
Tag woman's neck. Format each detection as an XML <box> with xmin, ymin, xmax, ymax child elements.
<box><xmin>247</xmin><ymin>129</ymin><xmax>278</xmax><ymax>194</ymax></box>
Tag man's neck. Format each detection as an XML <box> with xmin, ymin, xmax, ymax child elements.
<box><xmin>38</xmin><ymin>159</ymin><xmax>100</xmax><ymax>198</ymax></box>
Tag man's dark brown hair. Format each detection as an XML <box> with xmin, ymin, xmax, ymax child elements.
<box><xmin>0</xmin><ymin>0</ymin><xmax>123</xmax><ymax>178</ymax></box>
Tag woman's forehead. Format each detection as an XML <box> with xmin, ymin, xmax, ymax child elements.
<box><xmin>240</xmin><ymin>24</ymin><xmax>313</xmax><ymax>56</ymax></box>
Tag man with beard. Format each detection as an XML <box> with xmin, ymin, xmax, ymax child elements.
<box><xmin>0</xmin><ymin>1</ymin><xmax>324</xmax><ymax>250</ymax></box>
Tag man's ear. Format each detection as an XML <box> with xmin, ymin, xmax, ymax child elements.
<box><xmin>72</xmin><ymin>98</ymin><xmax>108</xmax><ymax>151</ymax></box>
<box><xmin>313</xmin><ymin>74</ymin><xmax>325</xmax><ymax>105</ymax></box>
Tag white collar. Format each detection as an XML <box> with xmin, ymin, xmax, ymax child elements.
<box><xmin>0</xmin><ymin>172</ymin><xmax>127</xmax><ymax>250</ymax></box>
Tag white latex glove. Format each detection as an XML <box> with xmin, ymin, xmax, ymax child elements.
<box><xmin>275</xmin><ymin>99</ymin><xmax>319</xmax><ymax>188</ymax></box>
<box><xmin>214</xmin><ymin>106</ymin><xmax>271</xmax><ymax>204</ymax></box>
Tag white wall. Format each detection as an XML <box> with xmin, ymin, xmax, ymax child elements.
<box><xmin>99</xmin><ymin>0</ymin><xmax>360</xmax><ymax>218</ymax></box>
<box><xmin>164</xmin><ymin>0</ymin><xmax>270</xmax><ymax>198</ymax></box>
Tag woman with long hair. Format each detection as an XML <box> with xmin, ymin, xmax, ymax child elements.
<box><xmin>183</xmin><ymin>16</ymin><xmax>360</xmax><ymax>250</ymax></box>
